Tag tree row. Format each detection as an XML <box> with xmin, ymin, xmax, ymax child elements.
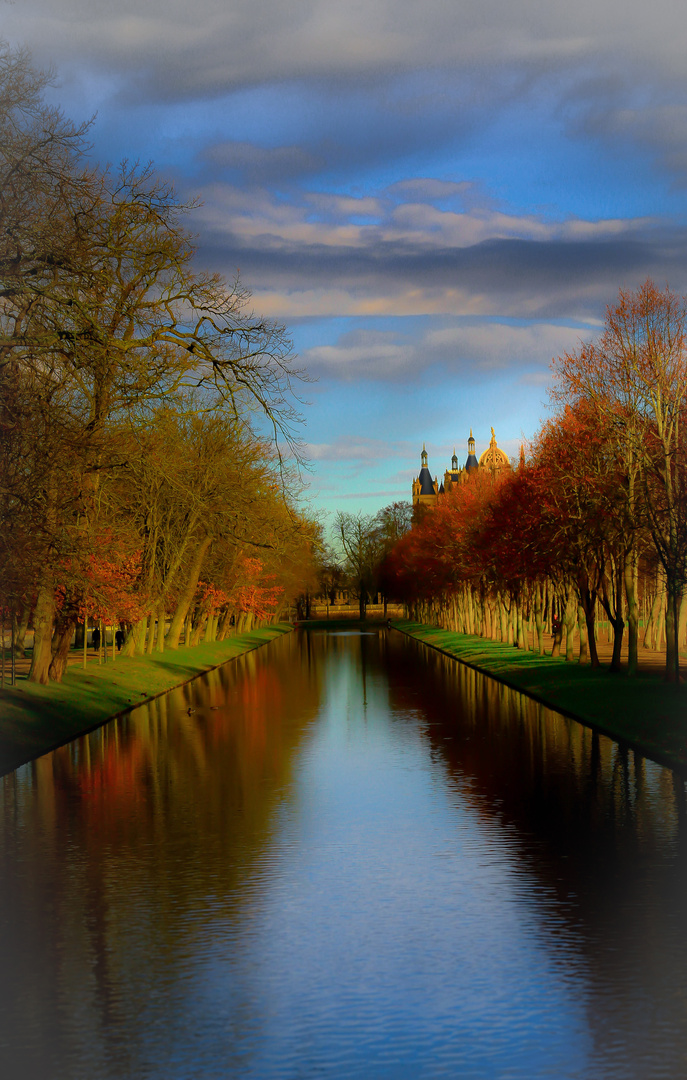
<box><xmin>0</xmin><ymin>43</ymin><xmax>319</xmax><ymax>683</ymax></box>
<box><xmin>386</xmin><ymin>280</ymin><xmax>687</xmax><ymax>683</ymax></box>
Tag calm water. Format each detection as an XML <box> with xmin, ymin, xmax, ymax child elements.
<box><xmin>1</xmin><ymin>628</ymin><xmax>687</xmax><ymax>1079</ymax></box>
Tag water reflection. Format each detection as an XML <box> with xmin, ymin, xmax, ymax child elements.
<box><xmin>0</xmin><ymin>629</ymin><xmax>686</xmax><ymax>1078</ymax></box>
<box><xmin>387</xmin><ymin>639</ymin><xmax>687</xmax><ymax>1079</ymax></box>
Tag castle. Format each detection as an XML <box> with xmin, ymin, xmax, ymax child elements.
<box><xmin>412</xmin><ymin>429</ymin><xmax>511</xmax><ymax>507</ymax></box>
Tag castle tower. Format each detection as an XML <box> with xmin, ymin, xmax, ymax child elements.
<box><xmin>412</xmin><ymin>443</ymin><xmax>439</xmax><ymax>507</ymax></box>
<box><xmin>465</xmin><ymin>429</ymin><xmax>479</xmax><ymax>472</ymax></box>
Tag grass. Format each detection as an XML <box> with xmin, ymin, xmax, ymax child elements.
<box><xmin>394</xmin><ymin>620</ymin><xmax>687</xmax><ymax>772</ymax></box>
<box><xmin>0</xmin><ymin>624</ymin><xmax>293</xmax><ymax>776</ymax></box>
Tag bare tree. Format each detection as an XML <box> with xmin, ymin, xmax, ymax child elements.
<box><xmin>335</xmin><ymin>511</ymin><xmax>383</xmax><ymax>620</ymax></box>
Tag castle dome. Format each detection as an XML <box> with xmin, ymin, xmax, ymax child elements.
<box><xmin>478</xmin><ymin>428</ymin><xmax>510</xmax><ymax>474</ymax></box>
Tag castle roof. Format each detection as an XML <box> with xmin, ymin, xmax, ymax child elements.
<box><xmin>465</xmin><ymin>428</ymin><xmax>479</xmax><ymax>471</ymax></box>
<box><xmin>418</xmin><ymin>466</ymin><xmax>435</xmax><ymax>495</ymax></box>
<box><xmin>479</xmin><ymin>428</ymin><xmax>510</xmax><ymax>472</ymax></box>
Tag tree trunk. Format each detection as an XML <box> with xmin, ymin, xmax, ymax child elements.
<box><xmin>156</xmin><ymin>608</ymin><xmax>166</xmax><ymax>652</ymax></box>
<box><xmin>13</xmin><ymin>603</ymin><xmax>31</xmax><ymax>657</ymax></box>
<box><xmin>679</xmin><ymin>592</ymin><xmax>687</xmax><ymax>654</ymax></box>
<box><xmin>484</xmin><ymin>600</ymin><xmax>492</xmax><ymax>640</ymax></box>
<box><xmin>562</xmin><ymin>588</ymin><xmax>576</xmax><ymax>662</ymax></box>
<box><xmin>123</xmin><ymin>616</ymin><xmax>148</xmax><ymax>657</ymax></box>
<box><xmin>578</xmin><ymin>587</ymin><xmax>600</xmax><ymax>667</ymax></box>
<box><xmin>516</xmin><ymin>600</ymin><xmax>526</xmax><ymax>650</ymax></box>
<box><xmin>215</xmin><ymin>609</ymin><xmax>230</xmax><ymax>641</ymax></box>
<box><xmin>27</xmin><ymin>581</ymin><xmax>55</xmax><ymax>684</ymax></box>
<box><xmin>48</xmin><ymin>617</ymin><xmax>77</xmax><ymax>683</ymax></box>
<box><xmin>609</xmin><ymin>614</ymin><xmax>625</xmax><ymax>672</ymax></box>
<box><xmin>665</xmin><ymin>577</ymin><xmax>683</xmax><ymax>683</ymax></box>
<box><xmin>204</xmin><ymin>611</ymin><xmax>216</xmax><ymax>643</ymax></box>
<box><xmin>577</xmin><ymin>604</ymin><xmax>588</xmax><ymax>664</ymax></box>
<box><xmin>534</xmin><ymin>584</ymin><xmax>544</xmax><ymax>655</ymax></box>
<box><xmin>623</xmin><ymin>549</ymin><xmax>639</xmax><ymax>677</ymax></box>
<box><xmin>165</xmin><ymin>536</ymin><xmax>212</xmax><ymax>649</ymax></box>
<box><xmin>600</xmin><ymin>560</ymin><xmax>625</xmax><ymax>673</ymax></box>
<box><xmin>146</xmin><ymin>607</ymin><xmax>159</xmax><ymax>654</ymax></box>
<box><xmin>643</xmin><ymin>571</ymin><xmax>664</xmax><ymax>649</ymax></box>
<box><xmin>190</xmin><ymin>606</ymin><xmax>208</xmax><ymax>646</ymax></box>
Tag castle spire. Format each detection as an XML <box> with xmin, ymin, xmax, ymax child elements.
<box><xmin>465</xmin><ymin>429</ymin><xmax>478</xmax><ymax>471</ymax></box>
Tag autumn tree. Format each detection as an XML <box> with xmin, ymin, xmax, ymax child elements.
<box><xmin>0</xmin><ymin>46</ymin><xmax>310</xmax><ymax>681</ymax></box>
<box><xmin>553</xmin><ymin>280</ymin><xmax>687</xmax><ymax>681</ymax></box>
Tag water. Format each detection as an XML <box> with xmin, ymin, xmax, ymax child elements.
<box><xmin>1</xmin><ymin>628</ymin><xmax>687</xmax><ymax>1079</ymax></box>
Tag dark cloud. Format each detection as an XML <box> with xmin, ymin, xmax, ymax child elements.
<box><xmin>8</xmin><ymin>0</ymin><xmax>687</xmax><ymax>102</ymax></box>
<box><xmin>200</xmin><ymin>141</ymin><xmax>322</xmax><ymax>184</ymax></box>
<box><xmin>197</xmin><ymin>226</ymin><xmax>686</xmax><ymax>322</ymax></box>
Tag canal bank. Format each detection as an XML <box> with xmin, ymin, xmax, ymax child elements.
<box><xmin>0</xmin><ymin>624</ymin><xmax>293</xmax><ymax>776</ymax></box>
<box><xmin>394</xmin><ymin>620</ymin><xmax>687</xmax><ymax>772</ymax></box>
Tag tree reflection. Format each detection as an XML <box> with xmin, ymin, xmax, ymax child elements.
<box><xmin>385</xmin><ymin>638</ymin><xmax>687</xmax><ymax>1077</ymax></box>
<box><xmin>0</xmin><ymin>633</ymin><xmax>323</xmax><ymax>1077</ymax></box>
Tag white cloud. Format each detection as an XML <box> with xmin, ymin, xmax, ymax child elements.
<box><xmin>299</xmin><ymin>320</ymin><xmax>593</xmax><ymax>382</ymax></box>
<box><xmin>305</xmin><ymin>435</ymin><xmax>414</xmax><ymax>462</ymax></box>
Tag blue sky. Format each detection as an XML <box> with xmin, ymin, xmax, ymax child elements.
<box><xmin>6</xmin><ymin>0</ymin><xmax>687</xmax><ymax>523</ymax></box>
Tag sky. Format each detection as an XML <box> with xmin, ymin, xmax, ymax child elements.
<box><xmin>5</xmin><ymin>0</ymin><xmax>687</xmax><ymax>523</ymax></box>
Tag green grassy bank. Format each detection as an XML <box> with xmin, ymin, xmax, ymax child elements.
<box><xmin>0</xmin><ymin>624</ymin><xmax>293</xmax><ymax>777</ymax></box>
<box><xmin>394</xmin><ymin>620</ymin><xmax>687</xmax><ymax>772</ymax></box>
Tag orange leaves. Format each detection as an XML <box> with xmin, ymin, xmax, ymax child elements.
<box><xmin>57</xmin><ymin>541</ymin><xmax>146</xmax><ymax>623</ymax></box>
<box><xmin>201</xmin><ymin>554</ymin><xmax>283</xmax><ymax>620</ymax></box>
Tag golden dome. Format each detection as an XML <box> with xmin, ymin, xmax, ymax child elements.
<box><xmin>478</xmin><ymin>428</ymin><xmax>510</xmax><ymax>473</ymax></box>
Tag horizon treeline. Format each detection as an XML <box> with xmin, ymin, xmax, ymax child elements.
<box><xmin>0</xmin><ymin>43</ymin><xmax>319</xmax><ymax>684</ymax></box>
<box><xmin>384</xmin><ymin>280</ymin><xmax>687</xmax><ymax>684</ymax></box>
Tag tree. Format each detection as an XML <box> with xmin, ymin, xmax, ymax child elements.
<box><xmin>0</xmin><ymin>46</ymin><xmax>312</xmax><ymax>682</ymax></box>
<box><xmin>375</xmin><ymin>501</ymin><xmax>413</xmax><ymax>616</ymax></box>
<box><xmin>553</xmin><ymin>280</ymin><xmax>687</xmax><ymax>681</ymax></box>
<box><xmin>335</xmin><ymin>511</ymin><xmax>383</xmax><ymax>620</ymax></box>
<box><xmin>0</xmin><ymin>41</ymin><xmax>90</xmax><ymax>370</ymax></box>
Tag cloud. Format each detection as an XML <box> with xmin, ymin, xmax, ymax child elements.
<box><xmin>388</xmin><ymin>178</ymin><xmax>475</xmax><ymax>203</ymax></box>
<box><xmin>305</xmin><ymin>435</ymin><xmax>414</xmax><ymax>462</ymax></box>
<box><xmin>192</xmin><ymin>177</ymin><xmax>673</xmax><ymax>321</ymax></box>
<box><xmin>9</xmin><ymin>0</ymin><xmax>687</xmax><ymax>199</ymax></box>
<box><xmin>574</xmin><ymin>99</ymin><xmax>687</xmax><ymax>187</ymax></box>
<box><xmin>300</xmin><ymin>320</ymin><xmax>592</xmax><ymax>381</ymax></box>
<box><xmin>304</xmin><ymin>331</ymin><xmax>416</xmax><ymax>380</ymax></box>
<box><xmin>200</xmin><ymin>141</ymin><xmax>322</xmax><ymax>183</ymax></box>
<box><xmin>9</xmin><ymin>0</ymin><xmax>687</xmax><ymax>103</ymax></box>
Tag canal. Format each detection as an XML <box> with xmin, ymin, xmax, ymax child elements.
<box><xmin>1</xmin><ymin>628</ymin><xmax>687</xmax><ymax>1078</ymax></box>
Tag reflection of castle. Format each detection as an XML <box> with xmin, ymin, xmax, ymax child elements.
<box><xmin>412</xmin><ymin>429</ymin><xmax>511</xmax><ymax>507</ymax></box>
